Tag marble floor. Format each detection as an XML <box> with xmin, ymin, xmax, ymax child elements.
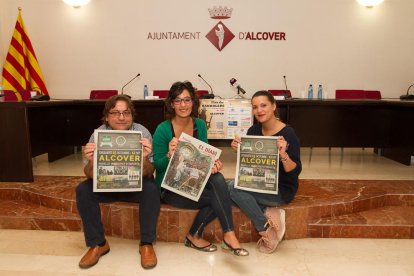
<box><xmin>1</xmin><ymin>229</ymin><xmax>414</xmax><ymax>276</ymax></box>
<box><xmin>1</xmin><ymin>147</ymin><xmax>413</xmax><ymax>275</ymax></box>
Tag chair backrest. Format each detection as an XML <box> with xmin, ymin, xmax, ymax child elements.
<box><xmin>196</xmin><ymin>90</ymin><xmax>209</xmax><ymax>97</ymax></box>
<box><xmin>268</xmin><ymin>89</ymin><xmax>292</xmax><ymax>98</ymax></box>
<box><xmin>365</xmin><ymin>90</ymin><xmax>381</xmax><ymax>99</ymax></box>
<box><xmin>335</xmin><ymin>89</ymin><xmax>366</xmax><ymax>99</ymax></box>
<box><xmin>153</xmin><ymin>89</ymin><xmax>209</xmax><ymax>99</ymax></box>
<box><xmin>153</xmin><ymin>90</ymin><xmax>169</xmax><ymax>99</ymax></box>
<box><xmin>90</xmin><ymin>90</ymin><xmax>118</xmax><ymax>100</ymax></box>
<box><xmin>3</xmin><ymin>90</ymin><xmax>20</xmax><ymax>101</ymax></box>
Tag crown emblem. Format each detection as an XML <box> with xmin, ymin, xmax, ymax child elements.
<box><xmin>208</xmin><ymin>6</ymin><xmax>233</xmax><ymax>19</ymax></box>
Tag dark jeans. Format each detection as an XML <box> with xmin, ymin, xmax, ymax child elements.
<box><xmin>76</xmin><ymin>177</ymin><xmax>160</xmax><ymax>247</ymax></box>
<box><xmin>161</xmin><ymin>172</ymin><xmax>234</xmax><ymax>238</ymax></box>
<box><xmin>227</xmin><ymin>180</ymin><xmax>286</xmax><ymax>232</ymax></box>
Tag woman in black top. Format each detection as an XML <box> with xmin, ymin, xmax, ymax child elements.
<box><xmin>229</xmin><ymin>90</ymin><xmax>302</xmax><ymax>253</ymax></box>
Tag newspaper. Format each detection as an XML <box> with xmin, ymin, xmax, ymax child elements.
<box><xmin>161</xmin><ymin>132</ymin><xmax>222</xmax><ymax>201</ymax></box>
<box><xmin>93</xmin><ymin>130</ymin><xmax>143</xmax><ymax>192</ymax></box>
<box><xmin>235</xmin><ymin>136</ymin><xmax>279</xmax><ymax>194</ymax></box>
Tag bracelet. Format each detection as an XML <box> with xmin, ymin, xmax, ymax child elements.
<box><xmin>280</xmin><ymin>153</ymin><xmax>289</xmax><ymax>162</ymax></box>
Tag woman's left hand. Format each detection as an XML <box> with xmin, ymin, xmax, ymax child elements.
<box><xmin>211</xmin><ymin>159</ymin><xmax>222</xmax><ymax>174</ymax></box>
<box><xmin>277</xmin><ymin>136</ymin><xmax>288</xmax><ymax>154</ymax></box>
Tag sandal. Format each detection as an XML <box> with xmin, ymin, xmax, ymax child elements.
<box><xmin>221</xmin><ymin>239</ymin><xmax>249</xmax><ymax>256</ymax></box>
<box><xmin>184</xmin><ymin>237</ymin><xmax>217</xmax><ymax>252</ymax></box>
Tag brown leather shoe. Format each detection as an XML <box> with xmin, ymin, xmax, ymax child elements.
<box><xmin>139</xmin><ymin>244</ymin><xmax>157</xmax><ymax>269</ymax></box>
<box><xmin>79</xmin><ymin>241</ymin><xmax>110</xmax><ymax>269</ymax></box>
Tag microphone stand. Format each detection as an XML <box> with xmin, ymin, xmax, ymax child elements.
<box><xmin>198</xmin><ymin>74</ymin><xmax>215</xmax><ymax>99</ymax></box>
<box><xmin>283</xmin><ymin>75</ymin><xmax>291</xmax><ymax>99</ymax></box>
<box><xmin>121</xmin><ymin>73</ymin><xmax>141</xmax><ymax>99</ymax></box>
<box><xmin>283</xmin><ymin>76</ymin><xmax>288</xmax><ymax>91</ymax></box>
<box><xmin>235</xmin><ymin>87</ymin><xmax>246</xmax><ymax>99</ymax></box>
<box><xmin>400</xmin><ymin>84</ymin><xmax>414</xmax><ymax>100</ymax></box>
<box><xmin>30</xmin><ymin>86</ymin><xmax>49</xmax><ymax>101</ymax></box>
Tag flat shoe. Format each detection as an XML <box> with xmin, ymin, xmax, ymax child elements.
<box><xmin>139</xmin><ymin>244</ymin><xmax>157</xmax><ymax>269</ymax></box>
<box><xmin>221</xmin><ymin>239</ymin><xmax>249</xmax><ymax>256</ymax></box>
<box><xmin>184</xmin><ymin>237</ymin><xmax>217</xmax><ymax>252</ymax></box>
<box><xmin>79</xmin><ymin>241</ymin><xmax>110</xmax><ymax>269</ymax></box>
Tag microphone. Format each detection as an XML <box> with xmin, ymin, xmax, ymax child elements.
<box><xmin>121</xmin><ymin>73</ymin><xmax>141</xmax><ymax>98</ymax></box>
<box><xmin>400</xmin><ymin>83</ymin><xmax>414</xmax><ymax>100</ymax></box>
<box><xmin>283</xmin><ymin>75</ymin><xmax>288</xmax><ymax>91</ymax></box>
<box><xmin>197</xmin><ymin>74</ymin><xmax>215</xmax><ymax>99</ymax></box>
<box><xmin>230</xmin><ymin>78</ymin><xmax>247</xmax><ymax>95</ymax></box>
<box><xmin>283</xmin><ymin>75</ymin><xmax>291</xmax><ymax>99</ymax></box>
<box><xmin>29</xmin><ymin>87</ymin><xmax>50</xmax><ymax>101</ymax></box>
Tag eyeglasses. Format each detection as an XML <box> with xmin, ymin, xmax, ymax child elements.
<box><xmin>173</xmin><ymin>97</ymin><xmax>192</xmax><ymax>105</ymax></box>
<box><xmin>108</xmin><ymin>110</ymin><xmax>132</xmax><ymax>117</ymax></box>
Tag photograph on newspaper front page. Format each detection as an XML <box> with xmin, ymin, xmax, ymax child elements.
<box><xmin>161</xmin><ymin>132</ymin><xmax>221</xmax><ymax>201</ymax></box>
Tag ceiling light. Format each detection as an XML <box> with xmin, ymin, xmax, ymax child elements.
<box><xmin>63</xmin><ymin>0</ymin><xmax>91</xmax><ymax>8</ymax></box>
<box><xmin>357</xmin><ymin>0</ymin><xmax>384</xmax><ymax>8</ymax></box>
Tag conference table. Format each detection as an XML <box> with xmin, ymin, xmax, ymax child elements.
<box><xmin>0</xmin><ymin>99</ymin><xmax>413</xmax><ymax>182</ymax></box>
<box><xmin>0</xmin><ymin>100</ymin><xmax>164</xmax><ymax>182</ymax></box>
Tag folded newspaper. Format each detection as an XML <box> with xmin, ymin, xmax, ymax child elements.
<box><xmin>161</xmin><ymin>132</ymin><xmax>221</xmax><ymax>201</ymax></box>
<box><xmin>235</xmin><ymin>136</ymin><xmax>279</xmax><ymax>194</ymax></box>
<box><xmin>93</xmin><ymin>130</ymin><xmax>143</xmax><ymax>192</ymax></box>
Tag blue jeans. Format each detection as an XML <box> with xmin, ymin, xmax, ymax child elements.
<box><xmin>227</xmin><ymin>180</ymin><xmax>286</xmax><ymax>232</ymax></box>
<box><xmin>161</xmin><ymin>172</ymin><xmax>234</xmax><ymax>238</ymax></box>
<box><xmin>76</xmin><ymin>177</ymin><xmax>160</xmax><ymax>247</ymax></box>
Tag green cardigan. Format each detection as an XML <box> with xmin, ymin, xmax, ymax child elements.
<box><xmin>152</xmin><ymin>118</ymin><xmax>208</xmax><ymax>189</ymax></box>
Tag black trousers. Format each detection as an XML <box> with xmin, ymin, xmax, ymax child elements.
<box><xmin>76</xmin><ymin>178</ymin><xmax>160</xmax><ymax>247</ymax></box>
<box><xmin>161</xmin><ymin>172</ymin><xmax>234</xmax><ymax>238</ymax></box>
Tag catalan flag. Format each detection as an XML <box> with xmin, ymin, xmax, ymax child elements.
<box><xmin>1</xmin><ymin>8</ymin><xmax>48</xmax><ymax>99</ymax></box>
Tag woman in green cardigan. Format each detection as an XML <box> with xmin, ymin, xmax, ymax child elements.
<box><xmin>152</xmin><ymin>81</ymin><xmax>248</xmax><ymax>256</ymax></box>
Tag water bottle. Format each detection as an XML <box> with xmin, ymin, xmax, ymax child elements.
<box><xmin>143</xmin><ymin>85</ymin><xmax>148</xmax><ymax>99</ymax></box>
<box><xmin>307</xmin><ymin>84</ymin><xmax>313</xmax><ymax>99</ymax></box>
<box><xmin>317</xmin><ymin>84</ymin><xmax>323</xmax><ymax>99</ymax></box>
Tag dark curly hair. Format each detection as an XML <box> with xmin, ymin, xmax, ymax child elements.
<box><xmin>164</xmin><ymin>81</ymin><xmax>200</xmax><ymax>119</ymax></box>
<box><xmin>101</xmin><ymin>94</ymin><xmax>136</xmax><ymax>125</ymax></box>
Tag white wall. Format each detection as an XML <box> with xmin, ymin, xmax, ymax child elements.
<box><xmin>0</xmin><ymin>0</ymin><xmax>413</xmax><ymax>100</ymax></box>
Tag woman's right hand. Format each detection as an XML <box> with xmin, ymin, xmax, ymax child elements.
<box><xmin>168</xmin><ymin>137</ymin><xmax>179</xmax><ymax>158</ymax></box>
<box><xmin>230</xmin><ymin>137</ymin><xmax>241</xmax><ymax>152</ymax></box>
<box><xmin>83</xmin><ymin>143</ymin><xmax>96</xmax><ymax>162</ymax></box>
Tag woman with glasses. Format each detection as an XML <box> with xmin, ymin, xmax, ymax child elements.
<box><xmin>152</xmin><ymin>81</ymin><xmax>248</xmax><ymax>256</ymax></box>
<box><xmin>76</xmin><ymin>95</ymin><xmax>159</xmax><ymax>269</ymax></box>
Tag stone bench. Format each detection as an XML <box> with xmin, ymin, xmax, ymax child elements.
<box><xmin>1</xmin><ymin>176</ymin><xmax>413</xmax><ymax>241</ymax></box>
